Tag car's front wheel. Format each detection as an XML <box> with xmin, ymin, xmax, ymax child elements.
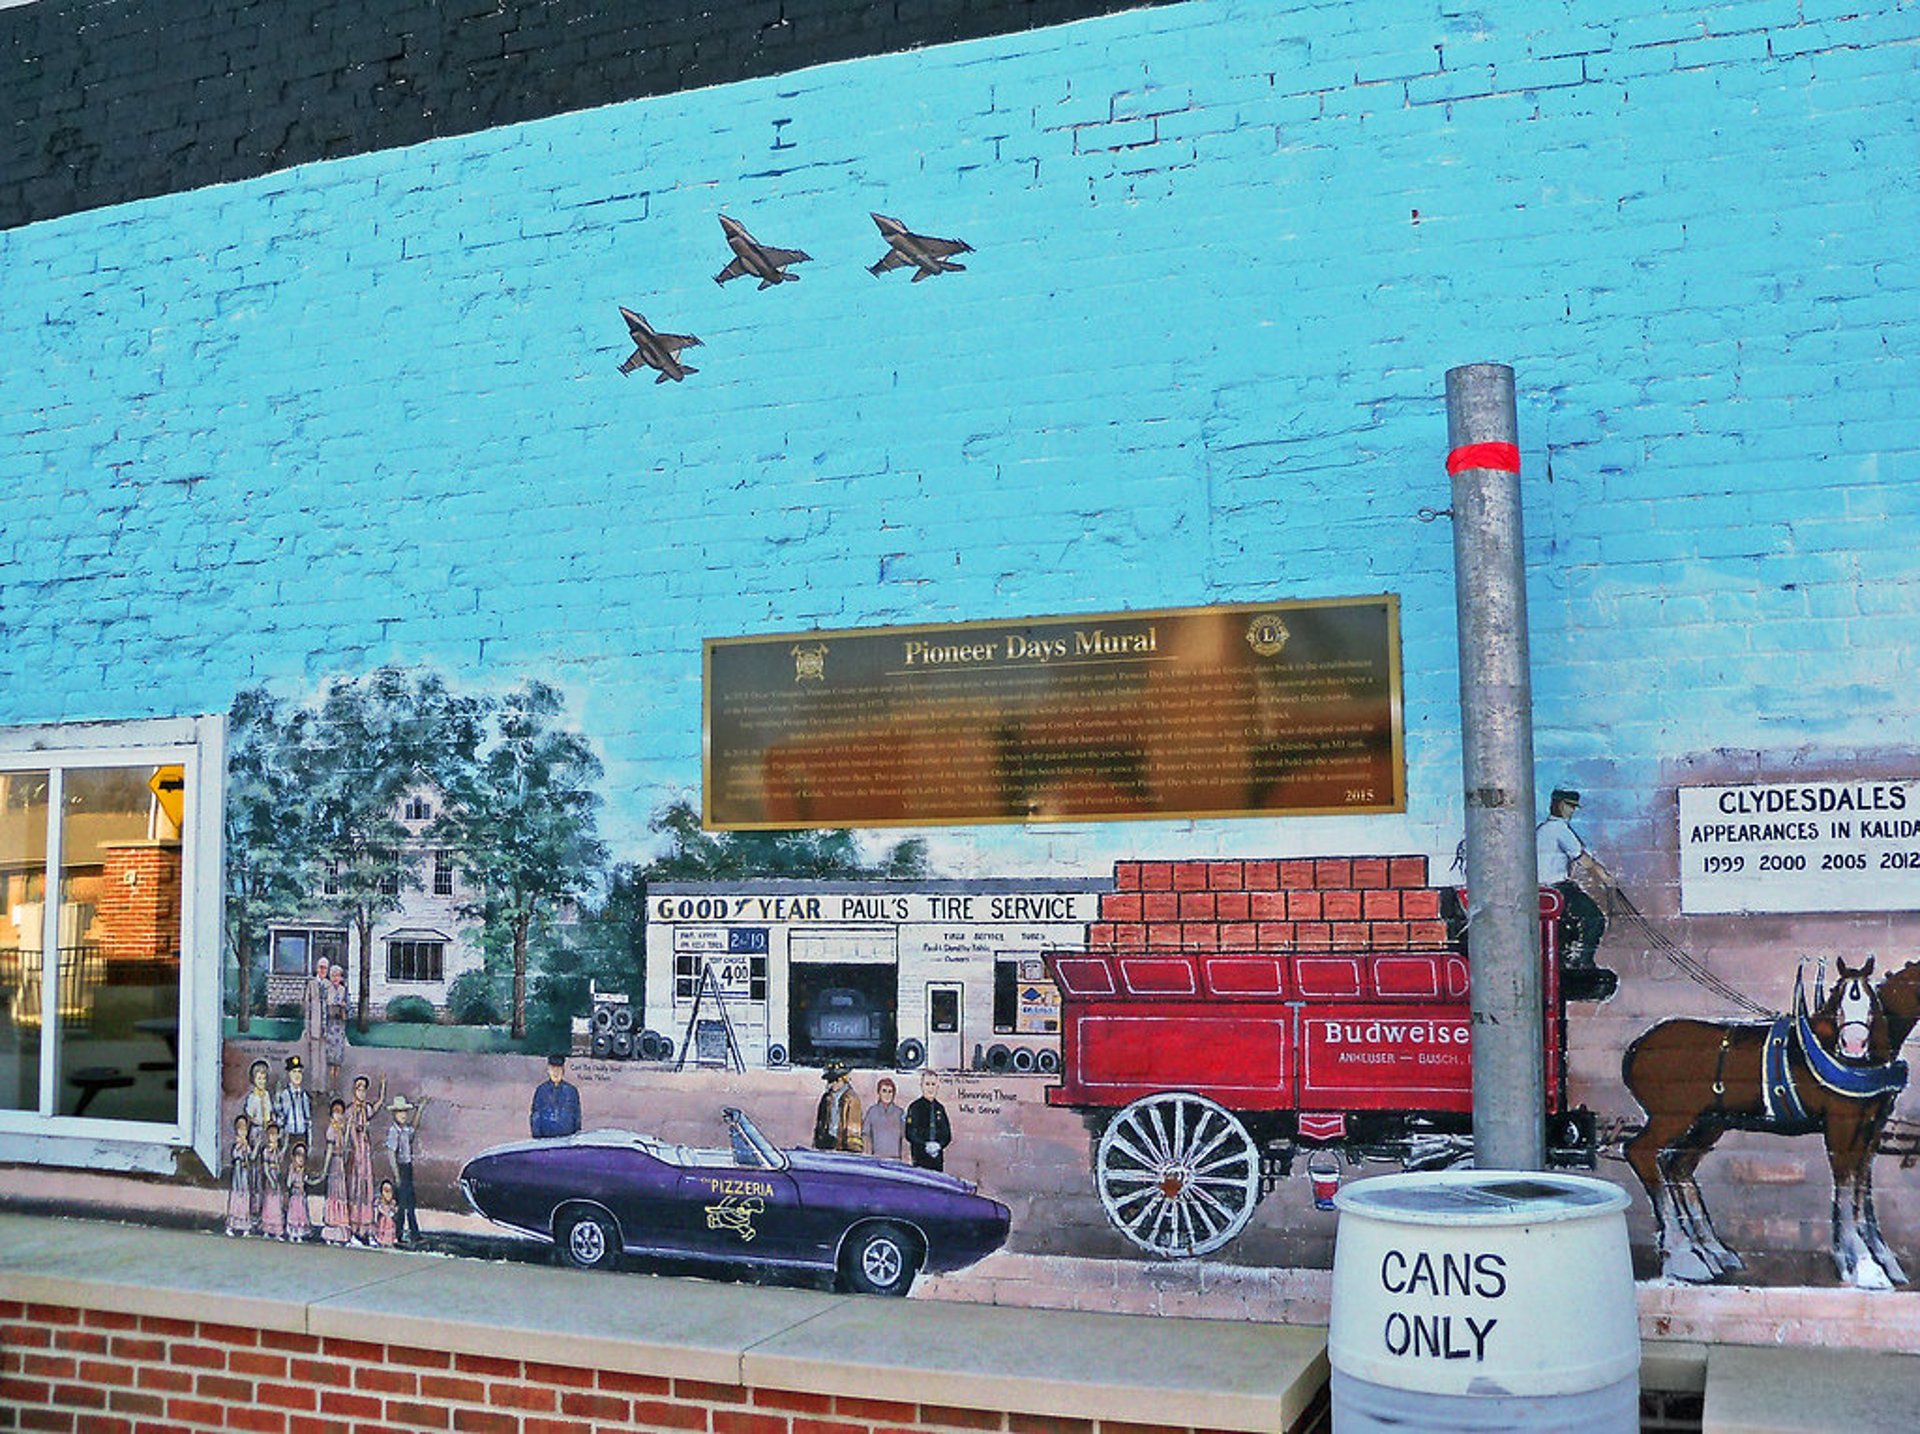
<box><xmin>840</xmin><ymin>1222</ymin><xmax>920</xmax><ymax>1297</ymax></box>
<box><xmin>558</xmin><ymin>1207</ymin><xmax>621</xmax><ymax>1271</ymax></box>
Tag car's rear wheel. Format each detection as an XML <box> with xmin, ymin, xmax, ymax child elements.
<box><xmin>840</xmin><ymin>1222</ymin><xmax>919</xmax><ymax>1297</ymax></box>
<box><xmin>558</xmin><ymin>1208</ymin><xmax>620</xmax><ymax>1271</ymax></box>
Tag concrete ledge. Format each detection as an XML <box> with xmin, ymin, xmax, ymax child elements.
<box><xmin>1641</xmin><ymin>1340</ymin><xmax>1708</xmax><ymax>1395</ymax></box>
<box><xmin>742</xmin><ymin>1292</ymin><xmax>1328</xmax><ymax>1430</ymax></box>
<box><xmin>0</xmin><ymin>1214</ymin><xmax>1329</xmax><ymax>1431</ymax></box>
<box><xmin>1702</xmin><ymin>1345</ymin><xmax>1920</xmax><ymax>1433</ymax></box>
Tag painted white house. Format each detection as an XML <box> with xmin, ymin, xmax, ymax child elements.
<box><xmin>263</xmin><ymin>787</ymin><xmax>484</xmax><ymax>1016</ymax></box>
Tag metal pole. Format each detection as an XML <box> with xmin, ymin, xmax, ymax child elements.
<box><xmin>1446</xmin><ymin>362</ymin><xmax>1544</xmax><ymax>1171</ymax></box>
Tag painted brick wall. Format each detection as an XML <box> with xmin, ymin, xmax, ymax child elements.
<box><xmin>0</xmin><ymin>0</ymin><xmax>1184</xmax><ymax>231</ymax></box>
<box><xmin>0</xmin><ymin>1301</ymin><xmax>1317</xmax><ymax>1434</ymax></box>
<box><xmin>1093</xmin><ymin>858</ymin><xmax>1448</xmax><ymax>952</ymax></box>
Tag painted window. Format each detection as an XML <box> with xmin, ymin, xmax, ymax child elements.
<box><xmin>673</xmin><ymin>951</ymin><xmax>768</xmax><ymax>1002</ymax></box>
<box><xmin>0</xmin><ymin>715</ymin><xmax>225</xmax><ymax>1173</ymax></box>
<box><xmin>269</xmin><ymin>926</ymin><xmax>348</xmax><ymax>976</ymax></box>
<box><xmin>404</xmin><ymin>796</ymin><xmax>432</xmax><ymax>822</ymax></box>
<box><xmin>433</xmin><ymin>850</ymin><xmax>453</xmax><ymax>897</ymax></box>
<box><xmin>387</xmin><ymin>939</ymin><xmax>444</xmax><ymax>983</ymax></box>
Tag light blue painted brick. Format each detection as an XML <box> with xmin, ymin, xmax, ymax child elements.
<box><xmin>1407</xmin><ymin>65</ymin><xmax>1498</xmax><ymax>105</ymax></box>
<box><xmin>1</xmin><ymin>0</ymin><xmax>1917</xmax><ymax>859</ymax></box>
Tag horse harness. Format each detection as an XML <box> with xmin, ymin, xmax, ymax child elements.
<box><xmin>1712</xmin><ymin>1009</ymin><xmax>1912</xmax><ymax>1134</ymax></box>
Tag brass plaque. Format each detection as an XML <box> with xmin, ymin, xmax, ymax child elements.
<box><xmin>704</xmin><ymin>596</ymin><xmax>1404</xmax><ymax>829</ymax></box>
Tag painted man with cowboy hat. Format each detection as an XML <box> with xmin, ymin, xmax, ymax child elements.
<box><xmin>812</xmin><ymin>1060</ymin><xmax>864</xmax><ymax>1153</ymax></box>
<box><xmin>384</xmin><ymin>1092</ymin><xmax>426</xmax><ymax>1245</ymax></box>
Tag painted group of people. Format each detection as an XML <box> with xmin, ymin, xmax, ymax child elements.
<box><xmin>226</xmin><ymin>1055</ymin><xmax>425</xmax><ymax>1249</ymax></box>
<box><xmin>814</xmin><ymin>1063</ymin><xmax>953</xmax><ymax>1171</ymax></box>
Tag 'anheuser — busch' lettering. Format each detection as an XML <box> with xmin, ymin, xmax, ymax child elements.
<box><xmin>1320</xmin><ymin>1020</ymin><xmax>1471</xmax><ymax>1045</ymax></box>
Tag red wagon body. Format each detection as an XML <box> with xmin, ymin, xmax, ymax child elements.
<box><xmin>1041</xmin><ymin>889</ymin><xmax>1583</xmax><ymax>1257</ymax></box>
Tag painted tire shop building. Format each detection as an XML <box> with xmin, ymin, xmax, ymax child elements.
<box><xmin>643</xmin><ymin>880</ymin><xmax>1107</xmax><ymax>1074</ymax></box>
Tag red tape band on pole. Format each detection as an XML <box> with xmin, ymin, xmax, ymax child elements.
<box><xmin>1446</xmin><ymin>441</ymin><xmax>1520</xmax><ymax>475</ymax></box>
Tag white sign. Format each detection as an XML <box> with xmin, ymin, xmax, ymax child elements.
<box><xmin>674</xmin><ymin>926</ymin><xmax>729</xmax><ymax>952</ymax></box>
<box><xmin>1678</xmin><ymin>780</ymin><xmax>1920</xmax><ymax>914</ymax></box>
<box><xmin>650</xmin><ymin>890</ymin><xmax>1101</xmax><ymax>926</ymax></box>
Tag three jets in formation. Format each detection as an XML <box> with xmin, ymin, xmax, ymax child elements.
<box><xmin>619</xmin><ymin>212</ymin><xmax>972</xmax><ymax>383</ymax></box>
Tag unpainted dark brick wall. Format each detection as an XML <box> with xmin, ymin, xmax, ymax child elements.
<box><xmin>0</xmin><ymin>0</ymin><xmax>1180</xmax><ymax>232</ymax></box>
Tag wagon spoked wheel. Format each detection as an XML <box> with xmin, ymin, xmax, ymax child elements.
<box><xmin>1096</xmin><ymin>1093</ymin><xmax>1261</xmax><ymax>1259</ymax></box>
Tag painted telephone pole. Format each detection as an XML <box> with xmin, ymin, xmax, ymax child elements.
<box><xmin>1446</xmin><ymin>362</ymin><xmax>1545</xmax><ymax>1171</ymax></box>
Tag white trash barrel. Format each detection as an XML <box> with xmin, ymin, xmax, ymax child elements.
<box><xmin>1329</xmin><ymin>1170</ymin><xmax>1638</xmax><ymax>1432</ymax></box>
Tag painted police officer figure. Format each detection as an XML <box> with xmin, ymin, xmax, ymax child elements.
<box><xmin>275</xmin><ymin>1056</ymin><xmax>314</xmax><ymax>1144</ymax></box>
<box><xmin>905</xmin><ymin>1072</ymin><xmax>953</xmax><ymax>1172</ymax></box>
<box><xmin>530</xmin><ymin>1054</ymin><xmax>581</xmax><ymax>1139</ymax></box>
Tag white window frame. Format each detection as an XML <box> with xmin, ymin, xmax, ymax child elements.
<box><xmin>0</xmin><ymin>714</ymin><xmax>225</xmax><ymax>1174</ymax></box>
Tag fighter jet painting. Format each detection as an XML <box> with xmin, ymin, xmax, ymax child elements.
<box><xmin>617</xmin><ymin>307</ymin><xmax>702</xmax><ymax>383</ymax></box>
<box><xmin>713</xmin><ymin>215</ymin><xmax>812</xmax><ymax>289</ymax></box>
<box><xmin>867</xmin><ymin>213</ymin><xmax>973</xmax><ymax>282</ymax></box>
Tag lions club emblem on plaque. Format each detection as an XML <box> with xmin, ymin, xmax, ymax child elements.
<box><xmin>1244</xmin><ymin>613</ymin><xmax>1290</xmax><ymax>657</ymax></box>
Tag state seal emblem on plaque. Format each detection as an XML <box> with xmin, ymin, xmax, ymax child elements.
<box><xmin>791</xmin><ymin>642</ymin><xmax>829</xmax><ymax>682</ymax></box>
<box><xmin>1244</xmin><ymin>613</ymin><xmax>1290</xmax><ymax>657</ymax></box>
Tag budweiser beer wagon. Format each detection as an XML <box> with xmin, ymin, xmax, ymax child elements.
<box><xmin>1042</xmin><ymin>890</ymin><xmax>1594</xmax><ymax>1258</ymax></box>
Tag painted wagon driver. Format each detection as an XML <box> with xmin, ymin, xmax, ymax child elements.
<box><xmin>1536</xmin><ymin>788</ymin><xmax>1609</xmax><ymax>968</ymax></box>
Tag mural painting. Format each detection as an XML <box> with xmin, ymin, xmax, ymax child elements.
<box><xmin>206</xmin><ymin>655</ymin><xmax>1698</xmax><ymax>1301</ymax></box>
<box><xmin>200</xmin><ymin>667</ymin><xmax>1920</xmax><ymax>1310</ymax></box>
<box><xmin>0</xmin><ymin>5</ymin><xmax>1913</xmax><ymax>1389</ymax></box>
<box><xmin>0</xmin><ymin>603</ymin><xmax>1796</xmax><ymax>1329</ymax></box>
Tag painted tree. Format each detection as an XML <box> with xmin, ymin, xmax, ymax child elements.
<box><xmin>223</xmin><ymin>688</ymin><xmax>316</xmax><ymax>1031</ymax></box>
<box><xmin>438</xmin><ymin>681</ymin><xmax>608</xmax><ymax>1041</ymax></box>
<box><xmin>297</xmin><ymin>667</ymin><xmax>486</xmax><ymax>1032</ymax></box>
<box><xmin>643</xmin><ymin>799</ymin><xmax>929</xmax><ymax>880</ymax></box>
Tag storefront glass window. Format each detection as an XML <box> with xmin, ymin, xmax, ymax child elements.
<box><xmin>0</xmin><ymin>716</ymin><xmax>223</xmax><ymax>1167</ymax></box>
<box><xmin>0</xmin><ymin>770</ymin><xmax>49</xmax><ymax>1113</ymax></box>
<box><xmin>54</xmin><ymin>766</ymin><xmax>183</xmax><ymax>1122</ymax></box>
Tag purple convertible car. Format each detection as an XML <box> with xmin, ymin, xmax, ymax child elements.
<box><xmin>458</xmin><ymin>1106</ymin><xmax>1010</xmax><ymax>1297</ymax></box>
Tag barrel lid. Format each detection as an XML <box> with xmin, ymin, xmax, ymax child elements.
<box><xmin>1332</xmin><ymin>1169</ymin><xmax>1629</xmax><ymax>1226</ymax></box>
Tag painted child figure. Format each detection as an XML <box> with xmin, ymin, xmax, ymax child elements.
<box><xmin>283</xmin><ymin>1142</ymin><xmax>317</xmax><ymax>1242</ymax></box>
<box><xmin>257</xmin><ymin>1122</ymin><xmax>288</xmax><ymax>1239</ymax></box>
<box><xmin>373</xmin><ymin>1179</ymin><xmax>400</xmax><ymax>1248</ymax></box>
<box><xmin>224</xmin><ymin>1113</ymin><xmax>257</xmax><ymax>1236</ymax></box>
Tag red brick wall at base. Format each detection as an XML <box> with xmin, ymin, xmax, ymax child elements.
<box><xmin>0</xmin><ymin>1302</ymin><xmax>1302</xmax><ymax>1434</ymax></box>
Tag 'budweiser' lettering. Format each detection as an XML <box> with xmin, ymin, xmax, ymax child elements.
<box><xmin>1319</xmin><ymin>1020</ymin><xmax>1470</xmax><ymax>1046</ymax></box>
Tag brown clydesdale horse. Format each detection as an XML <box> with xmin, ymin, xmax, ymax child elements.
<box><xmin>1622</xmin><ymin>956</ymin><xmax>1920</xmax><ymax>1287</ymax></box>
